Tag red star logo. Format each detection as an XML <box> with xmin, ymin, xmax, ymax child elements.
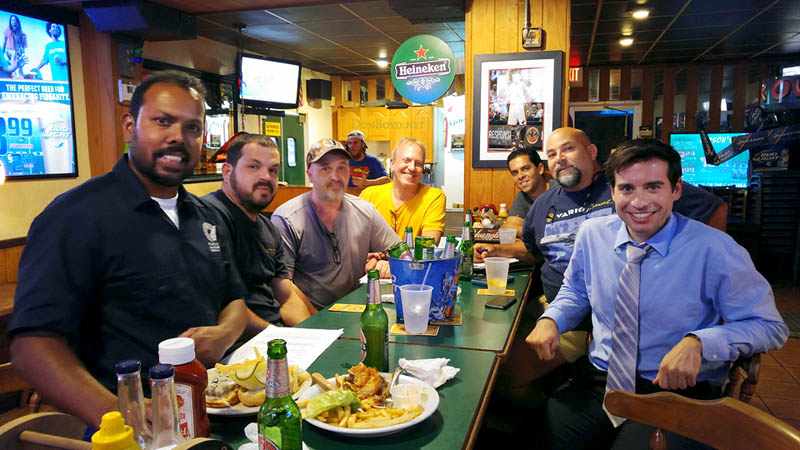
<box><xmin>414</xmin><ymin>44</ymin><xmax>429</xmax><ymax>60</ymax></box>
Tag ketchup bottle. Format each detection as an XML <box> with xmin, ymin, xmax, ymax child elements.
<box><xmin>158</xmin><ymin>338</ymin><xmax>210</xmax><ymax>438</ymax></box>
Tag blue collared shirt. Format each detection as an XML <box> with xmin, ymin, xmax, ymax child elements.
<box><xmin>542</xmin><ymin>213</ymin><xmax>788</xmax><ymax>383</ymax></box>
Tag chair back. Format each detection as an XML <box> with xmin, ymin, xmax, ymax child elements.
<box><xmin>605</xmin><ymin>390</ymin><xmax>800</xmax><ymax>450</ymax></box>
<box><xmin>0</xmin><ymin>411</ymin><xmax>89</xmax><ymax>449</ymax></box>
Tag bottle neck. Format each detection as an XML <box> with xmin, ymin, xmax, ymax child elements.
<box><xmin>266</xmin><ymin>358</ymin><xmax>291</xmax><ymax>398</ymax></box>
<box><xmin>461</xmin><ymin>226</ymin><xmax>470</xmax><ymax>241</ymax></box>
<box><xmin>366</xmin><ymin>279</ymin><xmax>381</xmax><ymax>305</ymax></box>
<box><xmin>150</xmin><ymin>378</ymin><xmax>182</xmax><ymax>443</ymax></box>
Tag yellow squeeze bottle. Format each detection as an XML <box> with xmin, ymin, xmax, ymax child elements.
<box><xmin>92</xmin><ymin>411</ymin><xmax>141</xmax><ymax>450</ymax></box>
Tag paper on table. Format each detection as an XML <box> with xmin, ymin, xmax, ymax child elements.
<box><xmin>473</xmin><ymin>257</ymin><xmax>518</xmax><ymax>270</ymax></box>
<box><xmin>358</xmin><ymin>274</ymin><xmax>394</xmax><ymax>284</ymax></box>
<box><xmin>222</xmin><ymin>326</ymin><xmax>343</xmax><ymax>371</ymax></box>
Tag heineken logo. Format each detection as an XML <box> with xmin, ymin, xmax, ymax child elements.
<box><xmin>391</xmin><ymin>35</ymin><xmax>456</xmax><ymax>104</ymax></box>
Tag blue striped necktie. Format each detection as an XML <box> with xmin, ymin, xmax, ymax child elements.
<box><xmin>604</xmin><ymin>243</ymin><xmax>652</xmax><ymax>427</ymax></box>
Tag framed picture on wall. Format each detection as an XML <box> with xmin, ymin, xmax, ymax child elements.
<box><xmin>472</xmin><ymin>51</ymin><xmax>563</xmax><ymax>168</ymax></box>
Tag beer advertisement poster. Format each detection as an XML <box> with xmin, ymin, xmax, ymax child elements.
<box><xmin>0</xmin><ymin>9</ymin><xmax>76</xmax><ymax>179</ymax></box>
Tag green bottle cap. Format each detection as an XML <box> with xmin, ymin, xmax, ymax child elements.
<box><xmin>463</xmin><ymin>221</ymin><xmax>470</xmax><ymax>227</ymax></box>
<box><xmin>405</xmin><ymin>226</ymin><xmax>413</xmax><ymax>232</ymax></box>
<box><xmin>367</xmin><ymin>269</ymin><xmax>380</xmax><ymax>280</ymax></box>
<box><xmin>447</xmin><ymin>235</ymin><xmax>457</xmax><ymax>243</ymax></box>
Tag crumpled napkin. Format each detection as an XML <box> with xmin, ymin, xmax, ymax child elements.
<box><xmin>238</xmin><ymin>423</ymin><xmax>258</xmax><ymax>450</ymax></box>
<box><xmin>239</xmin><ymin>423</ymin><xmax>309</xmax><ymax>450</ymax></box>
<box><xmin>398</xmin><ymin>358</ymin><xmax>460</xmax><ymax>388</ymax></box>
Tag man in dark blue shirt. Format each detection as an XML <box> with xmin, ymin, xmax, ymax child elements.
<box><xmin>204</xmin><ymin>133</ymin><xmax>316</xmax><ymax>337</ymax></box>
<box><xmin>8</xmin><ymin>71</ymin><xmax>248</xmax><ymax>428</ymax></box>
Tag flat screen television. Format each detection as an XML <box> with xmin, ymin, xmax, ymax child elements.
<box><xmin>0</xmin><ymin>8</ymin><xmax>77</xmax><ymax>180</ymax></box>
<box><xmin>238</xmin><ymin>53</ymin><xmax>301</xmax><ymax>110</ymax></box>
<box><xmin>670</xmin><ymin>133</ymin><xmax>750</xmax><ymax>189</ymax></box>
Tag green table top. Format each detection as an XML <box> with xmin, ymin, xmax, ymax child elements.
<box><xmin>210</xmin><ymin>340</ymin><xmax>498</xmax><ymax>450</ymax></box>
<box><xmin>296</xmin><ymin>272</ymin><xmax>531</xmax><ymax>356</ymax></box>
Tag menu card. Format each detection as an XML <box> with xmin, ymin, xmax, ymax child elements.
<box><xmin>222</xmin><ymin>326</ymin><xmax>343</xmax><ymax>371</ymax></box>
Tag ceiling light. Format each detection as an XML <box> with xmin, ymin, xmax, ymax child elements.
<box><xmin>379</xmin><ymin>50</ymin><xmax>387</xmax><ymax>58</ymax></box>
<box><xmin>632</xmin><ymin>9</ymin><xmax>649</xmax><ymax>19</ymax></box>
<box><xmin>620</xmin><ymin>38</ymin><xmax>634</xmax><ymax>46</ymax></box>
<box><xmin>376</xmin><ymin>59</ymin><xmax>389</xmax><ymax>68</ymax></box>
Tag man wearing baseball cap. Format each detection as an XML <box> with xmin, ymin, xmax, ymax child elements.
<box><xmin>271</xmin><ymin>139</ymin><xmax>400</xmax><ymax>310</ymax></box>
<box><xmin>346</xmin><ymin>130</ymin><xmax>389</xmax><ymax>187</ymax></box>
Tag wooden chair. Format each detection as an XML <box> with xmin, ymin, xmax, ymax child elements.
<box><xmin>0</xmin><ymin>362</ymin><xmax>41</xmax><ymax>415</ymax></box>
<box><xmin>0</xmin><ymin>412</ymin><xmax>90</xmax><ymax>449</ymax></box>
<box><xmin>724</xmin><ymin>353</ymin><xmax>760</xmax><ymax>403</ymax></box>
<box><xmin>604</xmin><ymin>390</ymin><xmax>800</xmax><ymax>450</ymax></box>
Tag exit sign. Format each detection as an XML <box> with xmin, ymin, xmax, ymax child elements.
<box><xmin>568</xmin><ymin>67</ymin><xmax>583</xmax><ymax>87</ymax></box>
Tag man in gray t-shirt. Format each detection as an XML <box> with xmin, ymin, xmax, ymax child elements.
<box><xmin>271</xmin><ymin>139</ymin><xmax>400</xmax><ymax>310</ymax></box>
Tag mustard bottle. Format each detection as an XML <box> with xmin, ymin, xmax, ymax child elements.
<box><xmin>92</xmin><ymin>411</ymin><xmax>141</xmax><ymax>450</ymax></box>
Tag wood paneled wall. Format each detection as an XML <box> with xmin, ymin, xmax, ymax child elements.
<box><xmin>465</xmin><ymin>0</ymin><xmax>571</xmax><ymax>212</ymax></box>
<box><xmin>569</xmin><ymin>62</ymin><xmax>767</xmax><ymax>143</ymax></box>
<box><xmin>0</xmin><ymin>240</ymin><xmax>24</xmax><ymax>284</ymax></box>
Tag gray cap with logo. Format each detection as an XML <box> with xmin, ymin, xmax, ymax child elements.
<box><xmin>306</xmin><ymin>138</ymin><xmax>352</xmax><ymax>166</ymax></box>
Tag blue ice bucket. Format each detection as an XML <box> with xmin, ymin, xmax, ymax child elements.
<box><xmin>389</xmin><ymin>253</ymin><xmax>462</xmax><ymax>321</ymax></box>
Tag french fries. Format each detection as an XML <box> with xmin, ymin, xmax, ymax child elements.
<box><xmin>312</xmin><ymin>405</ymin><xmax>424</xmax><ymax>429</ymax></box>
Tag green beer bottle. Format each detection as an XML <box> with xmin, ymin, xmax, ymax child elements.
<box><xmin>404</xmin><ymin>226</ymin><xmax>414</xmax><ymax>248</ymax></box>
<box><xmin>258</xmin><ymin>339</ymin><xmax>302</xmax><ymax>450</ymax></box>
<box><xmin>360</xmin><ymin>269</ymin><xmax>389</xmax><ymax>372</ymax></box>
<box><xmin>458</xmin><ymin>221</ymin><xmax>474</xmax><ymax>281</ymax></box>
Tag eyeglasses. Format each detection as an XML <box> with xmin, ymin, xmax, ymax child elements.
<box><xmin>326</xmin><ymin>232</ymin><xmax>342</xmax><ymax>265</ymax></box>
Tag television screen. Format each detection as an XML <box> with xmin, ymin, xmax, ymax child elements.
<box><xmin>0</xmin><ymin>9</ymin><xmax>76</xmax><ymax>180</ymax></box>
<box><xmin>238</xmin><ymin>53</ymin><xmax>301</xmax><ymax>109</ymax></box>
<box><xmin>670</xmin><ymin>133</ymin><xmax>750</xmax><ymax>188</ymax></box>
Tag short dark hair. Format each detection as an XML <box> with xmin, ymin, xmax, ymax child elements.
<box><xmin>129</xmin><ymin>70</ymin><xmax>207</xmax><ymax>120</ymax></box>
<box><xmin>604</xmin><ymin>138</ymin><xmax>682</xmax><ymax>189</ymax></box>
<box><xmin>225</xmin><ymin>133</ymin><xmax>278</xmax><ymax>168</ymax></box>
<box><xmin>506</xmin><ymin>146</ymin><xmax>542</xmax><ymax>170</ymax></box>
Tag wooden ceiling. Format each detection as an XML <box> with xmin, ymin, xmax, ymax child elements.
<box><xmin>571</xmin><ymin>0</ymin><xmax>800</xmax><ymax>67</ymax></box>
<box><xmin>20</xmin><ymin>0</ymin><xmax>800</xmax><ymax>75</ymax></box>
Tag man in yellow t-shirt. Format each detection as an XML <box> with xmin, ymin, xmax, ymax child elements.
<box><xmin>360</xmin><ymin>137</ymin><xmax>446</xmax><ymax>245</ymax></box>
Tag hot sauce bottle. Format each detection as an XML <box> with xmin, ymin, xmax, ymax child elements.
<box><xmin>158</xmin><ymin>338</ymin><xmax>210</xmax><ymax>438</ymax></box>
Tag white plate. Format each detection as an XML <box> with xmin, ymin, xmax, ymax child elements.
<box><xmin>298</xmin><ymin>374</ymin><xmax>439</xmax><ymax>437</ymax></box>
<box><xmin>206</xmin><ymin>368</ymin><xmax>259</xmax><ymax>416</ymax></box>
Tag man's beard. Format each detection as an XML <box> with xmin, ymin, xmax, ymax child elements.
<box><xmin>230</xmin><ymin>172</ymin><xmax>275</xmax><ymax>213</ymax></box>
<box><xmin>128</xmin><ymin>131</ymin><xmax>194</xmax><ymax>187</ymax></box>
<box><xmin>556</xmin><ymin>164</ymin><xmax>582</xmax><ymax>188</ymax></box>
<box><xmin>319</xmin><ymin>181</ymin><xmax>345</xmax><ymax>202</ymax></box>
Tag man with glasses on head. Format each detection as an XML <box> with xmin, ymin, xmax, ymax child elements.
<box><xmin>271</xmin><ymin>139</ymin><xmax>400</xmax><ymax>311</ymax></box>
<box><xmin>204</xmin><ymin>133</ymin><xmax>317</xmax><ymax>339</ymax></box>
<box><xmin>360</xmin><ymin>137</ymin><xmax>446</xmax><ymax>245</ymax></box>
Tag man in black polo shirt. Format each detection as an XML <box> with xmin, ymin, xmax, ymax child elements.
<box><xmin>204</xmin><ymin>133</ymin><xmax>316</xmax><ymax>337</ymax></box>
<box><xmin>8</xmin><ymin>71</ymin><xmax>248</xmax><ymax>428</ymax></box>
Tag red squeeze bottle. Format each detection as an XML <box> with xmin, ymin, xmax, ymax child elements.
<box><xmin>158</xmin><ymin>338</ymin><xmax>210</xmax><ymax>438</ymax></box>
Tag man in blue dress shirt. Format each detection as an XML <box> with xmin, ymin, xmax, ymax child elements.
<box><xmin>527</xmin><ymin>138</ymin><xmax>788</xmax><ymax>449</ymax></box>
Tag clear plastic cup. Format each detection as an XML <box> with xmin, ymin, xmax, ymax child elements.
<box><xmin>484</xmin><ymin>257</ymin><xmax>511</xmax><ymax>294</ymax></box>
<box><xmin>498</xmin><ymin>228</ymin><xmax>516</xmax><ymax>244</ymax></box>
<box><xmin>399</xmin><ymin>284</ymin><xmax>433</xmax><ymax>333</ymax></box>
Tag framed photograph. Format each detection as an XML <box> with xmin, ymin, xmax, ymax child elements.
<box><xmin>472</xmin><ymin>51</ymin><xmax>563</xmax><ymax>168</ymax></box>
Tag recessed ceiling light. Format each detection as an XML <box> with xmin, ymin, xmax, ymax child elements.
<box><xmin>376</xmin><ymin>59</ymin><xmax>389</xmax><ymax>68</ymax></box>
<box><xmin>620</xmin><ymin>37</ymin><xmax>634</xmax><ymax>46</ymax></box>
<box><xmin>379</xmin><ymin>50</ymin><xmax>387</xmax><ymax>58</ymax></box>
<box><xmin>632</xmin><ymin>9</ymin><xmax>649</xmax><ymax>19</ymax></box>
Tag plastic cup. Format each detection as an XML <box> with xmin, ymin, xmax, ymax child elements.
<box><xmin>390</xmin><ymin>383</ymin><xmax>422</xmax><ymax>409</ymax></box>
<box><xmin>498</xmin><ymin>228</ymin><xmax>516</xmax><ymax>244</ymax></box>
<box><xmin>484</xmin><ymin>257</ymin><xmax>511</xmax><ymax>294</ymax></box>
<box><xmin>399</xmin><ymin>284</ymin><xmax>433</xmax><ymax>333</ymax></box>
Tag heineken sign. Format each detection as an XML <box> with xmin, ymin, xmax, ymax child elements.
<box><xmin>392</xmin><ymin>35</ymin><xmax>456</xmax><ymax>104</ymax></box>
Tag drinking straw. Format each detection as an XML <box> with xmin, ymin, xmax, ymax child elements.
<box><xmin>420</xmin><ymin>260</ymin><xmax>433</xmax><ymax>290</ymax></box>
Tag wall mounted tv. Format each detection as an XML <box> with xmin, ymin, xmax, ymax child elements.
<box><xmin>670</xmin><ymin>133</ymin><xmax>750</xmax><ymax>189</ymax></box>
<box><xmin>0</xmin><ymin>8</ymin><xmax>76</xmax><ymax>180</ymax></box>
<box><xmin>238</xmin><ymin>53</ymin><xmax>301</xmax><ymax>110</ymax></box>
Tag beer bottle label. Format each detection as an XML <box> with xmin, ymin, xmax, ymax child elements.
<box><xmin>360</xmin><ymin>329</ymin><xmax>368</xmax><ymax>361</ymax></box>
<box><xmin>265</xmin><ymin>359</ymin><xmax>290</xmax><ymax>398</ymax></box>
<box><xmin>259</xmin><ymin>433</ymin><xmax>281</xmax><ymax>450</ymax></box>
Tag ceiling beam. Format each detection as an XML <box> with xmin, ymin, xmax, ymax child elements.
<box><xmin>586</xmin><ymin>0</ymin><xmax>603</xmax><ymax>67</ymax></box>
<box><xmin>638</xmin><ymin>0</ymin><xmax>693</xmax><ymax>65</ymax></box>
<box><xmin>749</xmin><ymin>31</ymin><xmax>800</xmax><ymax>59</ymax></box>
<box><xmin>690</xmin><ymin>0</ymin><xmax>782</xmax><ymax>63</ymax></box>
